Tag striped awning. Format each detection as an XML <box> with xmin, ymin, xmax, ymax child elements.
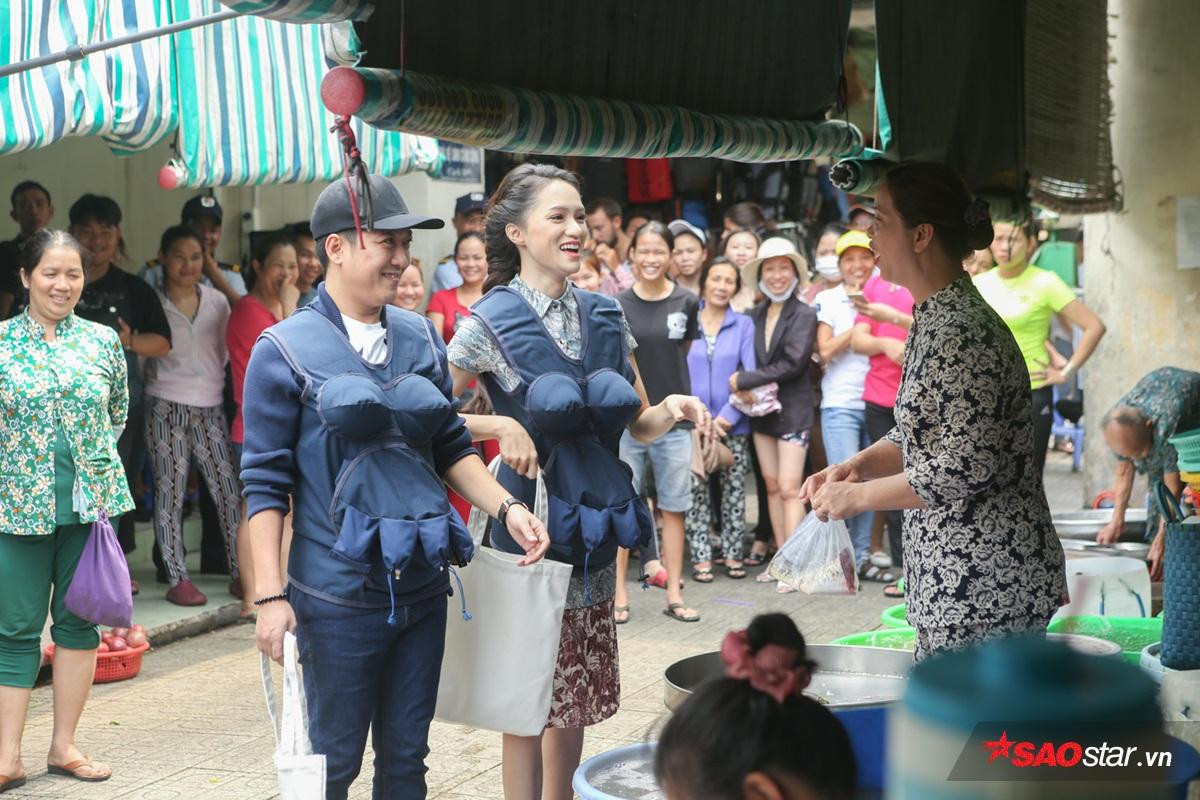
<box><xmin>218</xmin><ymin>0</ymin><xmax>374</xmax><ymax>22</ymax></box>
<box><xmin>0</xmin><ymin>0</ymin><xmax>438</xmax><ymax>185</ymax></box>
<box><xmin>0</xmin><ymin>0</ymin><xmax>177</xmax><ymax>156</ymax></box>
<box><xmin>169</xmin><ymin>2</ymin><xmax>438</xmax><ymax>187</ymax></box>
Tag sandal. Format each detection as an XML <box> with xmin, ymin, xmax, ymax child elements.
<box><xmin>776</xmin><ymin>581</ymin><xmax>798</xmax><ymax>594</ymax></box>
<box><xmin>755</xmin><ymin>570</ymin><xmax>776</xmax><ymax>584</ymax></box>
<box><xmin>613</xmin><ymin>605</ymin><xmax>631</xmax><ymax>625</ymax></box>
<box><xmin>0</xmin><ymin>774</ymin><xmax>27</xmax><ymax>794</ymax></box>
<box><xmin>859</xmin><ymin>563</ymin><xmax>901</xmax><ymax>584</ymax></box>
<box><xmin>47</xmin><ymin>757</ymin><xmax>111</xmax><ymax>783</ymax></box>
<box><xmin>726</xmin><ymin>563</ymin><xmax>747</xmax><ymax>579</ymax></box>
<box><xmin>869</xmin><ymin>550</ymin><xmax>893</xmax><ymax>569</ymax></box>
<box><xmin>692</xmin><ymin>567</ymin><xmax>715</xmax><ymax>584</ymax></box>
<box><xmin>744</xmin><ymin>548</ymin><xmax>772</xmax><ymax>568</ymax></box>
<box><xmin>662</xmin><ymin>603</ymin><xmax>700</xmax><ymax>623</ymax></box>
<box><xmin>883</xmin><ymin>580</ymin><xmax>906</xmax><ymax>598</ymax></box>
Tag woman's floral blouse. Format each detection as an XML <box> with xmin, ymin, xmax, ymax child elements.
<box><xmin>886</xmin><ymin>277</ymin><xmax>1067</xmax><ymax>629</ymax></box>
<box><xmin>0</xmin><ymin>311</ymin><xmax>133</xmax><ymax>535</ymax></box>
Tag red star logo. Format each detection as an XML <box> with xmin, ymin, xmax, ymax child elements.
<box><xmin>983</xmin><ymin>730</ymin><xmax>1015</xmax><ymax>763</ymax></box>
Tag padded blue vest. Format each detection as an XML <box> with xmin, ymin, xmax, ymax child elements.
<box><xmin>261</xmin><ymin>304</ymin><xmax>474</xmax><ymax>621</ymax></box>
<box><xmin>471</xmin><ymin>286</ymin><xmax>653</xmax><ymax>579</ymax></box>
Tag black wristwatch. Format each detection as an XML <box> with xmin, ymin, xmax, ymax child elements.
<box><xmin>497</xmin><ymin>496</ymin><xmax>529</xmax><ymax>527</ymax></box>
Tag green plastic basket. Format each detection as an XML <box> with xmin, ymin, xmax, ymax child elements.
<box><xmin>832</xmin><ymin>628</ymin><xmax>916</xmax><ymax>651</ymax></box>
<box><xmin>1047</xmin><ymin>615</ymin><xmax>1163</xmax><ymax>666</ymax></box>
<box><xmin>1169</xmin><ymin>428</ymin><xmax>1200</xmax><ymax>472</ymax></box>
<box><xmin>880</xmin><ymin>603</ymin><xmax>908</xmax><ymax>629</ymax></box>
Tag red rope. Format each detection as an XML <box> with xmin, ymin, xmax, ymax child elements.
<box><xmin>331</xmin><ymin>115</ymin><xmax>370</xmax><ymax>247</ymax></box>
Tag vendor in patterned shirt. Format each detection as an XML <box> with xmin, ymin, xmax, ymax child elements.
<box><xmin>1097</xmin><ymin>367</ymin><xmax>1200</xmax><ymax>579</ymax></box>
<box><xmin>0</xmin><ymin>230</ymin><xmax>133</xmax><ymax>786</ymax></box>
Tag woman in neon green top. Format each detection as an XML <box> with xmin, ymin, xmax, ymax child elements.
<box><xmin>0</xmin><ymin>230</ymin><xmax>132</xmax><ymax>788</ymax></box>
<box><xmin>974</xmin><ymin>220</ymin><xmax>1106</xmax><ymax>472</ymax></box>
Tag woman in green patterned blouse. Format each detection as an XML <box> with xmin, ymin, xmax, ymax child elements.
<box><xmin>0</xmin><ymin>230</ymin><xmax>133</xmax><ymax>789</ymax></box>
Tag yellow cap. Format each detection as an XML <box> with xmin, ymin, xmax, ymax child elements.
<box><xmin>836</xmin><ymin>229</ymin><xmax>872</xmax><ymax>256</ymax></box>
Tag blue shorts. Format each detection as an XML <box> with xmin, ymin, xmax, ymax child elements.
<box><xmin>619</xmin><ymin>427</ymin><xmax>693</xmax><ymax>513</ymax></box>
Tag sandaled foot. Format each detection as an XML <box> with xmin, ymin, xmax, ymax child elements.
<box><xmin>47</xmin><ymin>756</ymin><xmax>111</xmax><ymax>782</ymax></box>
<box><xmin>776</xmin><ymin>581</ymin><xmax>798</xmax><ymax>594</ymax></box>
<box><xmin>883</xmin><ymin>580</ymin><xmax>906</xmax><ymax>598</ymax></box>
<box><xmin>726</xmin><ymin>562</ymin><xmax>747</xmax><ymax>579</ymax></box>
<box><xmin>662</xmin><ymin>603</ymin><xmax>700</xmax><ymax>623</ymax></box>
<box><xmin>755</xmin><ymin>570</ymin><xmax>775</xmax><ymax>584</ymax></box>
<box><xmin>744</xmin><ymin>549</ymin><xmax>770</xmax><ymax>567</ymax></box>
<box><xmin>613</xmin><ymin>605</ymin><xmax>631</xmax><ymax>625</ymax></box>
<box><xmin>859</xmin><ymin>563</ymin><xmax>901</xmax><ymax>584</ymax></box>
<box><xmin>691</xmin><ymin>566</ymin><xmax>714</xmax><ymax>583</ymax></box>
<box><xmin>0</xmin><ymin>772</ymin><xmax>27</xmax><ymax>793</ymax></box>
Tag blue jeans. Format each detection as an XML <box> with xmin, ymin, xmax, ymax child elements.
<box><xmin>291</xmin><ymin>588</ymin><xmax>448</xmax><ymax>800</ymax></box>
<box><xmin>820</xmin><ymin>406</ymin><xmax>875</xmax><ymax>565</ymax></box>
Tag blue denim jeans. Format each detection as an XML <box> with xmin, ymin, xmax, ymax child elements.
<box><xmin>291</xmin><ymin>588</ymin><xmax>448</xmax><ymax>800</ymax></box>
<box><xmin>820</xmin><ymin>406</ymin><xmax>875</xmax><ymax>565</ymax></box>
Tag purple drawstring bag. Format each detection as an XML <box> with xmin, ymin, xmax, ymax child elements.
<box><xmin>64</xmin><ymin>510</ymin><xmax>133</xmax><ymax>628</ymax></box>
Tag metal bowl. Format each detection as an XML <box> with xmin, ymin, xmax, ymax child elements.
<box><xmin>1053</xmin><ymin>508</ymin><xmax>1147</xmax><ymax>540</ymax></box>
<box><xmin>664</xmin><ymin>644</ymin><xmax>911</xmax><ymax>712</ymax></box>
<box><xmin>1059</xmin><ymin>539</ymin><xmax>1151</xmax><ymax>560</ymax></box>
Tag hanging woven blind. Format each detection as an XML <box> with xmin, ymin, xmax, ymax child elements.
<box><xmin>1025</xmin><ymin>0</ymin><xmax>1119</xmax><ymax>213</ymax></box>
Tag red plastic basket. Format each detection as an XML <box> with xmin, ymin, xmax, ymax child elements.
<box><xmin>43</xmin><ymin>642</ymin><xmax>150</xmax><ymax>684</ymax></box>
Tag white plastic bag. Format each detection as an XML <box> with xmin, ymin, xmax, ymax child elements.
<box><xmin>260</xmin><ymin>632</ymin><xmax>326</xmax><ymax>800</ymax></box>
<box><xmin>467</xmin><ymin>455</ymin><xmax>548</xmax><ymax>548</ymax></box>
<box><xmin>768</xmin><ymin>512</ymin><xmax>859</xmax><ymax>594</ymax></box>
<box><xmin>435</xmin><ymin>546</ymin><xmax>571</xmax><ymax>736</ymax></box>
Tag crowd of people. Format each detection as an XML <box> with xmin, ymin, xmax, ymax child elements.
<box><xmin>0</xmin><ymin>159</ymin><xmax>1196</xmax><ymax>800</ymax></box>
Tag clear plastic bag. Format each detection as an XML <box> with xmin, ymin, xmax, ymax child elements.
<box><xmin>768</xmin><ymin>512</ymin><xmax>859</xmax><ymax>594</ymax></box>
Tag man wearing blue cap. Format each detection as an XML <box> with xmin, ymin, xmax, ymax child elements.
<box><xmin>241</xmin><ymin>175</ymin><xmax>549</xmax><ymax>799</ymax></box>
<box><xmin>430</xmin><ymin>191</ymin><xmax>486</xmax><ymax>292</ymax></box>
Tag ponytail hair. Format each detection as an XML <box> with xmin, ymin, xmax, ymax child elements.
<box><xmin>483</xmin><ymin>163</ymin><xmax>581</xmax><ymax>293</ymax></box>
<box><xmin>655</xmin><ymin>613</ymin><xmax>856</xmax><ymax>800</ymax></box>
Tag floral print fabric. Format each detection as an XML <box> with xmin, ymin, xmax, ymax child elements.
<box><xmin>886</xmin><ymin>277</ymin><xmax>1066</xmax><ymax>629</ymax></box>
<box><xmin>547</xmin><ymin>597</ymin><xmax>620</xmax><ymax>729</ymax></box>
<box><xmin>0</xmin><ymin>312</ymin><xmax>133</xmax><ymax>536</ymax></box>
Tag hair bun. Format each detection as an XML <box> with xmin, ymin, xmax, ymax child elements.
<box><xmin>963</xmin><ymin>198</ymin><xmax>993</xmax><ymax>250</ymax></box>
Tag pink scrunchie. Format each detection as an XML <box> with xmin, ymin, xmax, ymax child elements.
<box><xmin>719</xmin><ymin>629</ymin><xmax>810</xmax><ymax>704</ymax></box>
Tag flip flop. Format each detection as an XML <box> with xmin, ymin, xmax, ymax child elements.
<box><xmin>691</xmin><ymin>568</ymin><xmax>715</xmax><ymax>584</ymax></box>
<box><xmin>0</xmin><ymin>774</ymin><xmax>27</xmax><ymax>794</ymax></box>
<box><xmin>726</xmin><ymin>564</ymin><xmax>747</xmax><ymax>579</ymax></box>
<box><xmin>47</xmin><ymin>757</ymin><xmax>111</xmax><ymax>783</ymax></box>
<box><xmin>613</xmin><ymin>605</ymin><xmax>631</xmax><ymax>625</ymax></box>
<box><xmin>883</xmin><ymin>581</ymin><xmax>906</xmax><ymax>598</ymax></box>
<box><xmin>663</xmin><ymin>603</ymin><xmax>700</xmax><ymax>623</ymax></box>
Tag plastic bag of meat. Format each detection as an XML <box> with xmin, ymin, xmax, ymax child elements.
<box><xmin>768</xmin><ymin>512</ymin><xmax>859</xmax><ymax>595</ymax></box>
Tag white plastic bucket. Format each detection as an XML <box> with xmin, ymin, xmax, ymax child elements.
<box><xmin>1054</xmin><ymin>556</ymin><xmax>1151</xmax><ymax>621</ymax></box>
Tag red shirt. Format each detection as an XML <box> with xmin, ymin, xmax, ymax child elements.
<box><xmin>856</xmin><ymin>275</ymin><xmax>914</xmax><ymax>409</ymax></box>
<box><xmin>426</xmin><ymin>288</ymin><xmax>473</xmax><ymax>344</ymax></box>
<box><xmin>227</xmin><ymin>295</ymin><xmax>279</xmax><ymax>443</ymax></box>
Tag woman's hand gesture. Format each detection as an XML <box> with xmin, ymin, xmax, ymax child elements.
<box><xmin>664</xmin><ymin>395</ymin><xmax>713</xmax><ymax>437</ymax></box>
<box><xmin>505</xmin><ymin>505</ymin><xmax>550</xmax><ymax>566</ymax></box>
<box><xmin>799</xmin><ymin>462</ymin><xmax>860</xmax><ymax>506</ymax></box>
<box><xmin>497</xmin><ymin>417</ymin><xmax>539</xmax><ymax>480</ymax></box>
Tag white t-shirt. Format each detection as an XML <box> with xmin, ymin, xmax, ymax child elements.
<box><xmin>343</xmin><ymin>315</ymin><xmax>388</xmax><ymax>366</ymax></box>
<box><xmin>814</xmin><ymin>285</ymin><xmax>870</xmax><ymax>410</ymax></box>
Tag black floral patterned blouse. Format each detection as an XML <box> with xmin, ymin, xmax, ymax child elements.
<box><xmin>886</xmin><ymin>276</ymin><xmax>1067</xmax><ymax>629</ymax></box>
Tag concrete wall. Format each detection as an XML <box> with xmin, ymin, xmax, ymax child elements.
<box><xmin>0</xmin><ymin>137</ymin><xmax>480</xmax><ymax>276</ymax></box>
<box><xmin>1081</xmin><ymin>0</ymin><xmax>1200</xmax><ymax>504</ymax></box>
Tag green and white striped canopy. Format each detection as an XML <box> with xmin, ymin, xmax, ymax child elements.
<box><xmin>0</xmin><ymin>0</ymin><xmax>438</xmax><ymax>186</ymax></box>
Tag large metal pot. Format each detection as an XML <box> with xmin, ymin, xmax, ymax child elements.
<box><xmin>1053</xmin><ymin>508</ymin><xmax>1147</xmax><ymax>540</ymax></box>
<box><xmin>663</xmin><ymin>643</ymin><xmax>912</xmax><ymax>712</ymax></box>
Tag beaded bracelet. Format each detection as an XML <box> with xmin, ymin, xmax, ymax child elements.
<box><xmin>253</xmin><ymin>592</ymin><xmax>288</xmax><ymax>606</ymax></box>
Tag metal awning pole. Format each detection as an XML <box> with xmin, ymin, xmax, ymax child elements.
<box><xmin>0</xmin><ymin>9</ymin><xmax>241</xmax><ymax>80</ymax></box>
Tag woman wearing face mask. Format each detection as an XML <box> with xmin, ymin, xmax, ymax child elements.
<box><xmin>0</xmin><ymin>230</ymin><xmax>133</xmax><ymax>787</ymax></box>
<box><xmin>144</xmin><ymin>226</ymin><xmax>242</xmax><ymax>607</ymax></box>
<box><xmin>805</xmin><ymin>224</ymin><xmax>848</xmax><ymax>305</ymax></box>
<box><xmin>447</xmin><ymin>164</ymin><xmax>711</xmax><ymax>800</ymax></box>
<box><xmin>685</xmin><ymin>257</ymin><xmax>756</xmax><ymax>582</ymax></box>
<box><xmin>802</xmin><ymin>161</ymin><xmax>1067</xmax><ymax>661</ymax></box>
<box><xmin>389</xmin><ymin>263</ymin><xmax>425</xmax><ymax>312</ymax></box>
<box><xmin>974</xmin><ymin>220</ymin><xmax>1105</xmax><ymax>473</ymax></box>
<box><xmin>426</xmin><ymin>231</ymin><xmax>486</xmax><ymax>343</ymax></box>
<box><xmin>813</xmin><ymin>231</ymin><xmax>882</xmax><ymax>579</ymax></box>
<box><xmin>227</xmin><ymin>233</ymin><xmax>299</xmax><ymax>613</ymax></box>
<box><xmin>731</xmin><ymin>238</ymin><xmax>817</xmax><ymax>592</ymax></box>
<box><xmin>668</xmin><ymin>219</ymin><xmax>708</xmax><ymax>295</ymax></box>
